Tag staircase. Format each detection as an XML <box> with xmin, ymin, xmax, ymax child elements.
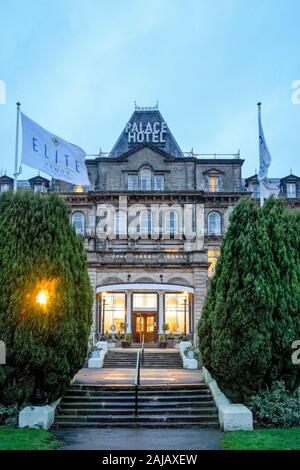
<box><xmin>103</xmin><ymin>351</ymin><xmax>183</xmax><ymax>369</ymax></box>
<box><xmin>53</xmin><ymin>384</ymin><xmax>219</xmax><ymax>428</ymax></box>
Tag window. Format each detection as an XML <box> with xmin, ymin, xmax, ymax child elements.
<box><xmin>251</xmin><ymin>183</ymin><xmax>260</xmax><ymax>198</ymax></box>
<box><xmin>0</xmin><ymin>184</ymin><xmax>10</xmax><ymax>192</ymax></box>
<box><xmin>207</xmin><ymin>211</ymin><xmax>221</xmax><ymax>236</ymax></box>
<box><xmin>287</xmin><ymin>183</ymin><xmax>296</xmax><ymax>198</ymax></box>
<box><xmin>128</xmin><ymin>174</ymin><xmax>138</xmax><ymax>190</ymax></box>
<box><xmin>133</xmin><ymin>293</ymin><xmax>157</xmax><ymax>310</ymax></box>
<box><xmin>103</xmin><ymin>293</ymin><xmax>126</xmax><ymax>333</ymax></box>
<box><xmin>208</xmin><ymin>248</ymin><xmax>220</xmax><ymax>278</ymax></box>
<box><xmin>114</xmin><ymin>210</ymin><xmax>127</xmax><ymax>237</ymax></box>
<box><xmin>154</xmin><ymin>175</ymin><xmax>165</xmax><ymax>191</ymax></box>
<box><xmin>34</xmin><ymin>184</ymin><xmax>45</xmax><ymax>193</ymax></box>
<box><xmin>209</xmin><ymin>176</ymin><xmax>219</xmax><ymax>192</ymax></box>
<box><xmin>165</xmin><ymin>293</ymin><xmax>189</xmax><ymax>334</ymax></box>
<box><xmin>72</xmin><ymin>211</ymin><xmax>85</xmax><ymax>235</ymax></box>
<box><xmin>140</xmin><ymin>169</ymin><xmax>152</xmax><ymax>190</ymax></box>
<box><xmin>166</xmin><ymin>211</ymin><xmax>178</xmax><ymax>238</ymax></box>
<box><xmin>140</xmin><ymin>210</ymin><xmax>152</xmax><ymax>237</ymax></box>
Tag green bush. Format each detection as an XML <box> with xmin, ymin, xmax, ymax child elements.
<box><xmin>0</xmin><ymin>404</ymin><xmax>19</xmax><ymax>428</ymax></box>
<box><xmin>198</xmin><ymin>197</ymin><xmax>300</xmax><ymax>402</ymax></box>
<box><xmin>0</xmin><ymin>191</ymin><xmax>93</xmax><ymax>405</ymax></box>
<box><xmin>247</xmin><ymin>381</ymin><xmax>300</xmax><ymax>428</ymax></box>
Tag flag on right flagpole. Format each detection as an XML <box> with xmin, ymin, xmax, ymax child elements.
<box><xmin>257</xmin><ymin>102</ymin><xmax>279</xmax><ymax>206</ymax></box>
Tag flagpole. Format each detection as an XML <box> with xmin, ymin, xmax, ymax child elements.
<box><xmin>257</xmin><ymin>102</ymin><xmax>264</xmax><ymax>207</ymax></box>
<box><xmin>13</xmin><ymin>102</ymin><xmax>21</xmax><ymax>193</ymax></box>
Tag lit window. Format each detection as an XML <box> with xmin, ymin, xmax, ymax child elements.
<box><xmin>251</xmin><ymin>183</ymin><xmax>260</xmax><ymax>198</ymax></box>
<box><xmin>128</xmin><ymin>174</ymin><xmax>138</xmax><ymax>190</ymax></box>
<box><xmin>140</xmin><ymin>169</ymin><xmax>152</xmax><ymax>190</ymax></box>
<box><xmin>72</xmin><ymin>211</ymin><xmax>85</xmax><ymax>235</ymax></box>
<box><xmin>133</xmin><ymin>293</ymin><xmax>157</xmax><ymax>310</ymax></box>
<box><xmin>208</xmin><ymin>248</ymin><xmax>220</xmax><ymax>277</ymax></box>
<box><xmin>287</xmin><ymin>183</ymin><xmax>296</xmax><ymax>198</ymax></box>
<box><xmin>140</xmin><ymin>210</ymin><xmax>152</xmax><ymax>237</ymax></box>
<box><xmin>103</xmin><ymin>293</ymin><xmax>126</xmax><ymax>333</ymax></box>
<box><xmin>154</xmin><ymin>175</ymin><xmax>164</xmax><ymax>190</ymax></box>
<box><xmin>165</xmin><ymin>293</ymin><xmax>189</xmax><ymax>334</ymax></box>
<box><xmin>207</xmin><ymin>211</ymin><xmax>221</xmax><ymax>236</ymax></box>
<box><xmin>209</xmin><ymin>176</ymin><xmax>219</xmax><ymax>192</ymax></box>
<box><xmin>114</xmin><ymin>210</ymin><xmax>127</xmax><ymax>237</ymax></box>
<box><xmin>166</xmin><ymin>211</ymin><xmax>178</xmax><ymax>238</ymax></box>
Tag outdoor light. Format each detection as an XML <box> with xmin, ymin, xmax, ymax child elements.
<box><xmin>36</xmin><ymin>290</ymin><xmax>48</xmax><ymax>305</ymax></box>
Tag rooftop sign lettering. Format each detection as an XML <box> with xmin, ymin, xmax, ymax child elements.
<box><xmin>125</xmin><ymin>121</ymin><xmax>168</xmax><ymax>144</ymax></box>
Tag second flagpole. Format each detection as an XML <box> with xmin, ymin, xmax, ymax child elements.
<box><xmin>13</xmin><ymin>102</ymin><xmax>21</xmax><ymax>193</ymax></box>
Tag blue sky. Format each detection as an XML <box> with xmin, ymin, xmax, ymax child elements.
<box><xmin>0</xmin><ymin>0</ymin><xmax>299</xmax><ymax>180</ymax></box>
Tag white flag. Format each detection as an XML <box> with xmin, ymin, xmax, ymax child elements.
<box><xmin>257</xmin><ymin>103</ymin><xmax>271</xmax><ymax>181</ymax></box>
<box><xmin>21</xmin><ymin>112</ymin><xmax>90</xmax><ymax>186</ymax></box>
<box><xmin>259</xmin><ymin>179</ymin><xmax>280</xmax><ymax>205</ymax></box>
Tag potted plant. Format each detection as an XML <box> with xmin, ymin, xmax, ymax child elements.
<box><xmin>121</xmin><ymin>333</ymin><xmax>131</xmax><ymax>348</ymax></box>
<box><xmin>159</xmin><ymin>334</ymin><xmax>167</xmax><ymax>349</ymax></box>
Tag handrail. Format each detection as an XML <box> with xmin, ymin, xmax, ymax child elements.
<box><xmin>134</xmin><ymin>351</ymin><xmax>141</xmax><ymax>416</ymax></box>
<box><xmin>141</xmin><ymin>334</ymin><xmax>145</xmax><ymax>365</ymax></box>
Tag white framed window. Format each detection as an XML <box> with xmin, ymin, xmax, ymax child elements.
<box><xmin>207</xmin><ymin>211</ymin><xmax>221</xmax><ymax>236</ymax></box>
<box><xmin>166</xmin><ymin>211</ymin><xmax>178</xmax><ymax>238</ymax></box>
<box><xmin>154</xmin><ymin>175</ymin><xmax>165</xmax><ymax>191</ymax></box>
<box><xmin>251</xmin><ymin>183</ymin><xmax>260</xmax><ymax>198</ymax></box>
<box><xmin>140</xmin><ymin>169</ymin><xmax>152</xmax><ymax>190</ymax></box>
<box><xmin>209</xmin><ymin>176</ymin><xmax>219</xmax><ymax>192</ymax></box>
<box><xmin>133</xmin><ymin>293</ymin><xmax>157</xmax><ymax>310</ymax></box>
<box><xmin>114</xmin><ymin>210</ymin><xmax>127</xmax><ymax>237</ymax></box>
<box><xmin>72</xmin><ymin>211</ymin><xmax>85</xmax><ymax>235</ymax></box>
<box><xmin>165</xmin><ymin>293</ymin><xmax>189</xmax><ymax>334</ymax></box>
<box><xmin>287</xmin><ymin>183</ymin><xmax>296</xmax><ymax>198</ymax></box>
<box><xmin>34</xmin><ymin>184</ymin><xmax>45</xmax><ymax>193</ymax></box>
<box><xmin>0</xmin><ymin>184</ymin><xmax>10</xmax><ymax>192</ymax></box>
<box><xmin>128</xmin><ymin>174</ymin><xmax>138</xmax><ymax>190</ymax></box>
<box><xmin>102</xmin><ymin>293</ymin><xmax>126</xmax><ymax>333</ymax></box>
<box><xmin>140</xmin><ymin>210</ymin><xmax>152</xmax><ymax>237</ymax></box>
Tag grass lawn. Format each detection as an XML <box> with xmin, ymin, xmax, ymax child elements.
<box><xmin>220</xmin><ymin>427</ymin><xmax>300</xmax><ymax>450</ymax></box>
<box><xmin>0</xmin><ymin>428</ymin><xmax>63</xmax><ymax>450</ymax></box>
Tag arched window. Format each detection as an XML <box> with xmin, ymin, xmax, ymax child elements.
<box><xmin>114</xmin><ymin>210</ymin><xmax>127</xmax><ymax>237</ymax></box>
<box><xmin>166</xmin><ymin>211</ymin><xmax>178</xmax><ymax>238</ymax></box>
<box><xmin>72</xmin><ymin>211</ymin><xmax>85</xmax><ymax>235</ymax></box>
<box><xmin>207</xmin><ymin>211</ymin><xmax>221</xmax><ymax>236</ymax></box>
<box><xmin>140</xmin><ymin>210</ymin><xmax>152</xmax><ymax>237</ymax></box>
<box><xmin>140</xmin><ymin>169</ymin><xmax>152</xmax><ymax>190</ymax></box>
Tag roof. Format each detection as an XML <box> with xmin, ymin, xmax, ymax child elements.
<box><xmin>109</xmin><ymin>106</ymin><xmax>184</xmax><ymax>157</ymax></box>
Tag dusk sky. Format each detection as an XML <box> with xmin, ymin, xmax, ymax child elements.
<box><xmin>0</xmin><ymin>0</ymin><xmax>299</xmax><ymax>180</ymax></box>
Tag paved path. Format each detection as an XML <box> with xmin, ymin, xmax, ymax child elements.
<box><xmin>74</xmin><ymin>368</ymin><xmax>203</xmax><ymax>385</ymax></box>
<box><xmin>54</xmin><ymin>427</ymin><xmax>223</xmax><ymax>450</ymax></box>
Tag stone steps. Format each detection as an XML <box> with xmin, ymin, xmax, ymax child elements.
<box><xmin>103</xmin><ymin>351</ymin><xmax>183</xmax><ymax>369</ymax></box>
<box><xmin>54</xmin><ymin>384</ymin><xmax>219</xmax><ymax>429</ymax></box>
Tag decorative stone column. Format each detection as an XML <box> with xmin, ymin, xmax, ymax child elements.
<box><xmin>126</xmin><ymin>291</ymin><xmax>132</xmax><ymax>333</ymax></box>
<box><xmin>158</xmin><ymin>291</ymin><xmax>164</xmax><ymax>333</ymax></box>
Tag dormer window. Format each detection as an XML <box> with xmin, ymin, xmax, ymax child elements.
<box><xmin>0</xmin><ymin>184</ymin><xmax>10</xmax><ymax>192</ymax></box>
<box><xmin>33</xmin><ymin>183</ymin><xmax>46</xmax><ymax>193</ymax></box>
<box><xmin>287</xmin><ymin>183</ymin><xmax>296</xmax><ymax>198</ymax></box>
<box><xmin>140</xmin><ymin>169</ymin><xmax>152</xmax><ymax>190</ymax></box>
<box><xmin>128</xmin><ymin>174</ymin><xmax>138</xmax><ymax>190</ymax></box>
<box><xmin>154</xmin><ymin>175</ymin><xmax>164</xmax><ymax>191</ymax></box>
<box><xmin>251</xmin><ymin>183</ymin><xmax>260</xmax><ymax>198</ymax></box>
<box><xmin>209</xmin><ymin>176</ymin><xmax>219</xmax><ymax>192</ymax></box>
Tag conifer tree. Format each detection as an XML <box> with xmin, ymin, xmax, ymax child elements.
<box><xmin>198</xmin><ymin>197</ymin><xmax>300</xmax><ymax>402</ymax></box>
<box><xmin>0</xmin><ymin>191</ymin><xmax>92</xmax><ymax>405</ymax></box>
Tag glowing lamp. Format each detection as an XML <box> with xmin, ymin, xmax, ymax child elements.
<box><xmin>36</xmin><ymin>290</ymin><xmax>48</xmax><ymax>305</ymax></box>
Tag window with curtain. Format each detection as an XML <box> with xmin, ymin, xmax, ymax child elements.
<box><xmin>114</xmin><ymin>210</ymin><xmax>127</xmax><ymax>237</ymax></box>
<box><xmin>72</xmin><ymin>211</ymin><xmax>85</xmax><ymax>235</ymax></box>
<box><xmin>287</xmin><ymin>183</ymin><xmax>296</xmax><ymax>198</ymax></box>
<box><xmin>165</xmin><ymin>293</ymin><xmax>189</xmax><ymax>334</ymax></box>
<box><xmin>209</xmin><ymin>176</ymin><xmax>219</xmax><ymax>192</ymax></box>
<box><xmin>207</xmin><ymin>211</ymin><xmax>221</xmax><ymax>236</ymax></box>
<box><xmin>128</xmin><ymin>174</ymin><xmax>138</xmax><ymax>190</ymax></box>
<box><xmin>166</xmin><ymin>211</ymin><xmax>178</xmax><ymax>238</ymax></box>
<box><xmin>140</xmin><ymin>169</ymin><xmax>152</xmax><ymax>190</ymax></box>
<box><xmin>140</xmin><ymin>210</ymin><xmax>152</xmax><ymax>237</ymax></box>
<box><xmin>154</xmin><ymin>175</ymin><xmax>165</xmax><ymax>190</ymax></box>
<box><xmin>103</xmin><ymin>293</ymin><xmax>126</xmax><ymax>333</ymax></box>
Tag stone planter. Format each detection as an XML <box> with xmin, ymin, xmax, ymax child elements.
<box><xmin>121</xmin><ymin>340</ymin><xmax>130</xmax><ymax>348</ymax></box>
<box><xmin>187</xmin><ymin>350</ymin><xmax>194</xmax><ymax>359</ymax></box>
<box><xmin>159</xmin><ymin>341</ymin><xmax>167</xmax><ymax>349</ymax></box>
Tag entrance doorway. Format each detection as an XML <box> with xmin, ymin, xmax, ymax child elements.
<box><xmin>133</xmin><ymin>313</ymin><xmax>157</xmax><ymax>343</ymax></box>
